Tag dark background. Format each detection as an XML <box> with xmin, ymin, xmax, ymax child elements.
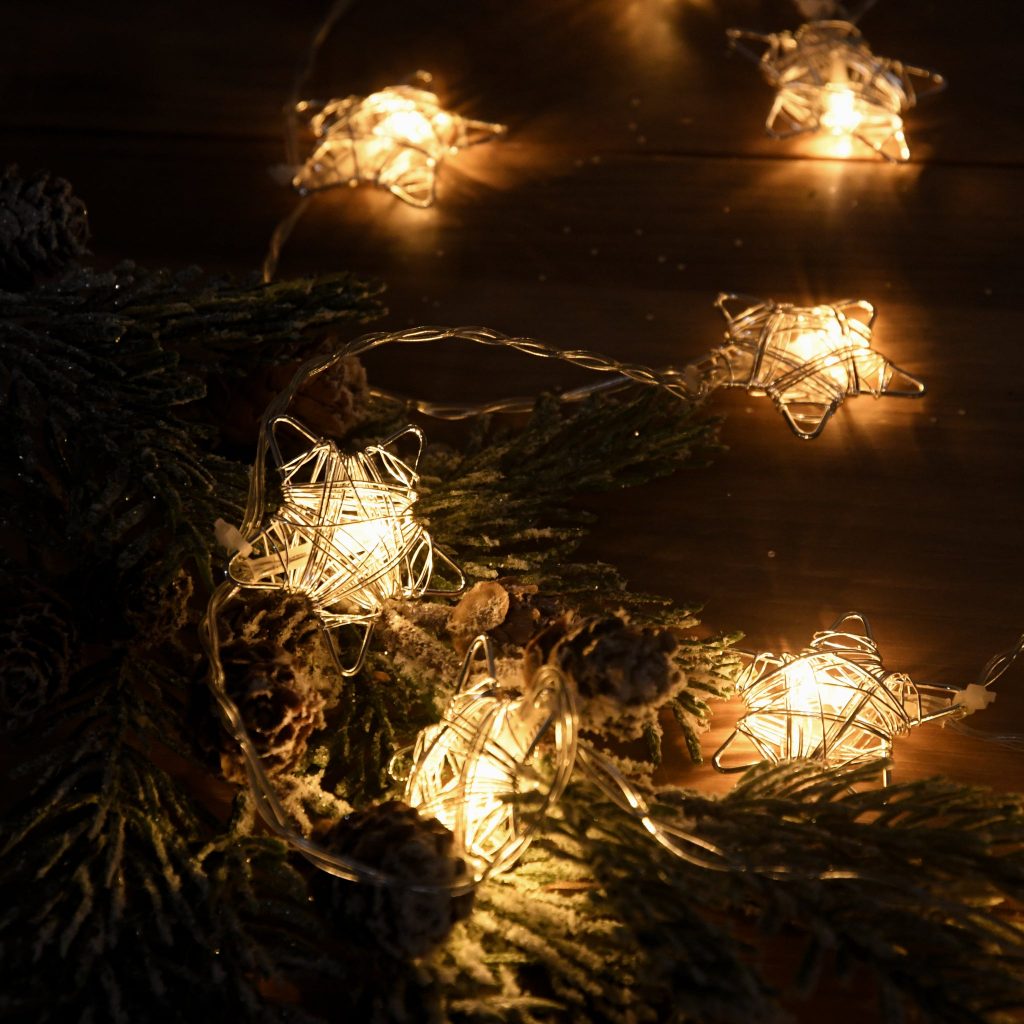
<box><xmin>3</xmin><ymin>0</ymin><xmax>1021</xmax><ymax>846</ymax></box>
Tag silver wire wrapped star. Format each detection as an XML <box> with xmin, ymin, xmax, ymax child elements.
<box><xmin>227</xmin><ymin>416</ymin><xmax>463</xmax><ymax>675</ymax></box>
<box><xmin>712</xmin><ymin>293</ymin><xmax>925</xmax><ymax>439</ymax></box>
<box><xmin>713</xmin><ymin>612</ymin><xmax>994</xmax><ymax>784</ymax></box>
<box><xmin>292</xmin><ymin>75</ymin><xmax>506</xmax><ymax>207</ymax></box>
<box><xmin>402</xmin><ymin>635</ymin><xmax>576</xmax><ymax>877</ymax></box>
<box><xmin>727</xmin><ymin>20</ymin><xmax>945</xmax><ymax>161</ymax></box>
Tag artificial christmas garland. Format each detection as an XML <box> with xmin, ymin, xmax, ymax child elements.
<box><xmin>1</xmin><ymin>170</ymin><xmax>1023</xmax><ymax>1023</ymax></box>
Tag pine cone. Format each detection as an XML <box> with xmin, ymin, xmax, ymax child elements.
<box><xmin>219</xmin><ymin>650</ymin><xmax>327</xmax><ymax>780</ymax></box>
<box><xmin>215</xmin><ymin>352</ymin><xmax>369</xmax><ymax>447</ymax></box>
<box><xmin>0</xmin><ymin>166</ymin><xmax>89</xmax><ymax>290</ymax></box>
<box><xmin>316</xmin><ymin>800</ymin><xmax>474</xmax><ymax>959</ymax></box>
<box><xmin>217</xmin><ymin>589</ymin><xmax>323</xmax><ymax>669</ymax></box>
<box><xmin>0</xmin><ymin>569</ymin><xmax>76</xmax><ymax>732</ymax></box>
<box><xmin>529</xmin><ymin>613</ymin><xmax>684</xmax><ymax>741</ymax></box>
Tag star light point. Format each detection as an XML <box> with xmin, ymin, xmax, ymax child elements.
<box><xmin>292</xmin><ymin>77</ymin><xmax>506</xmax><ymax>207</ymax></box>
<box><xmin>228</xmin><ymin>416</ymin><xmax>463</xmax><ymax>675</ymax></box>
<box><xmin>402</xmin><ymin>635</ymin><xmax>577</xmax><ymax>877</ymax></box>
<box><xmin>713</xmin><ymin>613</ymin><xmax>981</xmax><ymax>784</ymax></box>
<box><xmin>727</xmin><ymin>20</ymin><xmax>945</xmax><ymax>161</ymax></box>
<box><xmin>713</xmin><ymin>293</ymin><xmax>925</xmax><ymax>439</ymax></box>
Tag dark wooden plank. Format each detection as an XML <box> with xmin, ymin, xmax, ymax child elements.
<box><xmin>3</xmin><ymin>0</ymin><xmax>1021</xmax><ymax>164</ymax></box>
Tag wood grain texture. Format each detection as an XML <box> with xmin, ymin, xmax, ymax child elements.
<box><xmin>3</xmin><ymin>0</ymin><xmax>1022</xmax><ymax>1014</ymax></box>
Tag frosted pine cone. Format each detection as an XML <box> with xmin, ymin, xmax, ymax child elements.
<box><xmin>219</xmin><ymin>649</ymin><xmax>327</xmax><ymax>780</ymax></box>
<box><xmin>528</xmin><ymin>613</ymin><xmax>685</xmax><ymax>741</ymax></box>
<box><xmin>217</xmin><ymin>590</ymin><xmax>323</xmax><ymax>668</ymax></box>
<box><xmin>0</xmin><ymin>166</ymin><xmax>89</xmax><ymax>290</ymax></box>
<box><xmin>317</xmin><ymin>800</ymin><xmax>474</xmax><ymax>959</ymax></box>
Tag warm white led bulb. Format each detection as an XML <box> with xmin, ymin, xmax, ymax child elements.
<box><xmin>713</xmin><ymin>293</ymin><xmax>925</xmax><ymax>439</ymax></box>
<box><xmin>727</xmin><ymin>20</ymin><xmax>944</xmax><ymax>161</ymax></box>
<box><xmin>228</xmin><ymin>417</ymin><xmax>462</xmax><ymax>674</ymax></box>
<box><xmin>714</xmin><ymin>613</ymin><xmax>989</xmax><ymax>784</ymax></box>
<box><xmin>404</xmin><ymin>636</ymin><xmax>576</xmax><ymax>877</ymax></box>
<box><xmin>293</xmin><ymin>80</ymin><xmax>505</xmax><ymax>207</ymax></box>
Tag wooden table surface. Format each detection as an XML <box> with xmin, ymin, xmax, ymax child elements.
<box><xmin>4</xmin><ymin>0</ymin><xmax>1022</xmax><ymax>1010</ymax></box>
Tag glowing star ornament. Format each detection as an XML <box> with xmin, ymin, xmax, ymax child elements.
<box><xmin>226</xmin><ymin>416</ymin><xmax>463</xmax><ymax>674</ymax></box>
<box><xmin>713</xmin><ymin>613</ymin><xmax>996</xmax><ymax>785</ymax></box>
<box><xmin>712</xmin><ymin>293</ymin><xmax>924</xmax><ymax>439</ymax></box>
<box><xmin>727</xmin><ymin>20</ymin><xmax>945</xmax><ymax>161</ymax></box>
<box><xmin>402</xmin><ymin>636</ymin><xmax>577</xmax><ymax>878</ymax></box>
<box><xmin>292</xmin><ymin>75</ymin><xmax>506</xmax><ymax>208</ymax></box>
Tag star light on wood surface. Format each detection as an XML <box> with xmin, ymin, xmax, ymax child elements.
<box><xmin>292</xmin><ymin>74</ymin><xmax>506</xmax><ymax>207</ymax></box>
<box><xmin>403</xmin><ymin>635</ymin><xmax>577</xmax><ymax>877</ymax></box>
<box><xmin>713</xmin><ymin>613</ymin><xmax>995</xmax><ymax>784</ymax></box>
<box><xmin>727</xmin><ymin>20</ymin><xmax>945</xmax><ymax>161</ymax></box>
<box><xmin>713</xmin><ymin>293</ymin><xmax>925</xmax><ymax>439</ymax></box>
<box><xmin>227</xmin><ymin>416</ymin><xmax>463</xmax><ymax>675</ymax></box>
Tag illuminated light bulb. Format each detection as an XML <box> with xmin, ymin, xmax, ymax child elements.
<box><xmin>292</xmin><ymin>77</ymin><xmax>506</xmax><ymax>207</ymax></box>
<box><xmin>727</xmin><ymin>20</ymin><xmax>944</xmax><ymax>161</ymax></box>
<box><xmin>712</xmin><ymin>293</ymin><xmax>925</xmax><ymax>439</ymax></box>
<box><xmin>713</xmin><ymin>613</ymin><xmax>996</xmax><ymax>785</ymax></box>
<box><xmin>227</xmin><ymin>416</ymin><xmax>463</xmax><ymax>674</ymax></box>
<box><xmin>403</xmin><ymin>636</ymin><xmax>577</xmax><ymax>877</ymax></box>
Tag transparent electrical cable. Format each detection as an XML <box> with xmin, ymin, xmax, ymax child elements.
<box><xmin>948</xmin><ymin>631</ymin><xmax>1024</xmax><ymax>751</ymax></box>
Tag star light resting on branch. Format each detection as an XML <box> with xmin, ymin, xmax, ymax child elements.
<box><xmin>401</xmin><ymin>636</ymin><xmax>578</xmax><ymax>878</ymax></box>
<box><xmin>713</xmin><ymin>613</ymin><xmax>997</xmax><ymax>785</ymax></box>
<box><xmin>225</xmin><ymin>416</ymin><xmax>463</xmax><ymax>675</ymax></box>
<box><xmin>727</xmin><ymin>20</ymin><xmax>945</xmax><ymax>161</ymax></box>
<box><xmin>711</xmin><ymin>293</ymin><xmax>925</xmax><ymax>439</ymax></box>
<box><xmin>292</xmin><ymin>77</ymin><xmax>506</xmax><ymax>208</ymax></box>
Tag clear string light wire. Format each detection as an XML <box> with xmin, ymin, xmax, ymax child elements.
<box><xmin>727</xmin><ymin>19</ymin><xmax>945</xmax><ymax>161</ymax></box>
<box><xmin>713</xmin><ymin>613</ymin><xmax>1017</xmax><ymax>785</ymax></box>
<box><xmin>948</xmin><ymin>631</ymin><xmax>1024</xmax><ymax>751</ymax></box>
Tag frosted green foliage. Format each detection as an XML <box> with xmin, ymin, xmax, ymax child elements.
<box><xmin>0</xmin><ymin>261</ymin><xmax>382</xmax><ymax>598</ymax></box>
<box><xmin>416</xmin><ymin>388</ymin><xmax>720</xmax><ymax>599</ymax></box>
<box><xmin>426</xmin><ymin>763</ymin><xmax>1024</xmax><ymax>1024</ymax></box>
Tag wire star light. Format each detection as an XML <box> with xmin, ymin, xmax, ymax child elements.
<box><xmin>711</xmin><ymin>293</ymin><xmax>925</xmax><ymax>439</ymax></box>
<box><xmin>713</xmin><ymin>613</ymin><xmax>997</xmax><ymax>785</ymax></box>
<box><xmin>227</xmin><ymin>416</ymin><xmax>463</xmax><ymax>675</ymax></box>
<box><xmin>727</xmin><ymin>20</ymin><xmax>945</xmax><ymax>161</ymax></box>
<box><xmin>402</xmin><ymin>636</ymin><xmax>578</xmax><ymax>878</ymax></box>
<box><xmin>292</xmin><ymin>74</ymin><xmax>506</xmax><ymax>208</ymax></box>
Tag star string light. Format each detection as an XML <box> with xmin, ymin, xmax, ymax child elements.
<box><xmin>727</xmin><ymin>20</ymin><xmax>945</xmax><ymax>160</ymax></box>
<box><xmin>401</xmin><ymin>636</ymin><xmax>578</xmax><ymax>878</ymax></box>
<box><xmin>713</xmin><ymin>613</ymin><xmax>998</xmax><ymax>785</ymax></box>
<box><xmin>225</xmin><ymin>415</ymin><xmax>463</xmax><ymax>675</ymax></box>
<box><xmin>710</xmin><ymin>293</ymin><xmax>925</xmax><ymax>439</ymax></box>
<box><xmin>292</xmin><ymin>74</ymin><xmax>506</xmax><ymax>208</ymax></box>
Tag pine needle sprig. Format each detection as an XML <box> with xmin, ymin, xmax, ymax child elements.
<box><xmin>418</xmin><ymin>387</ymin><xmax>720</xmax><ymax>600</ymax></box>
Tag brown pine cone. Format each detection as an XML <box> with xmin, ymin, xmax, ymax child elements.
<box><xmin>528</xmin><ymin>613</ymin><xmax>684</xmax><ymax>741</ymax></box>
<box><xmin>217</xmin><ymin>590</ymin><xmax>323</xmax><ymax>670</ymax></box>
<box><xmin>0</xmin><ymin>568</ymin><xmax>76</xmax><ymax>732</ymax></box>
<box><xmin>0</xmin><ymin>166</ymin><xmax>89</xmax><ymax>290</ymax></box>
<box><xmin>316</xmin><ymin>800</ymin><xmax>474</xmax><ymax>959</ymax></box>
<box><xmin>219</xmin><ymin>652</ymin><xmax>327</xmax><ymax>781</ymax></box>
<box><xmin>215</xmin><ymin>352</ymin><xmax>369</xmax><ymax>447</ymax></box>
